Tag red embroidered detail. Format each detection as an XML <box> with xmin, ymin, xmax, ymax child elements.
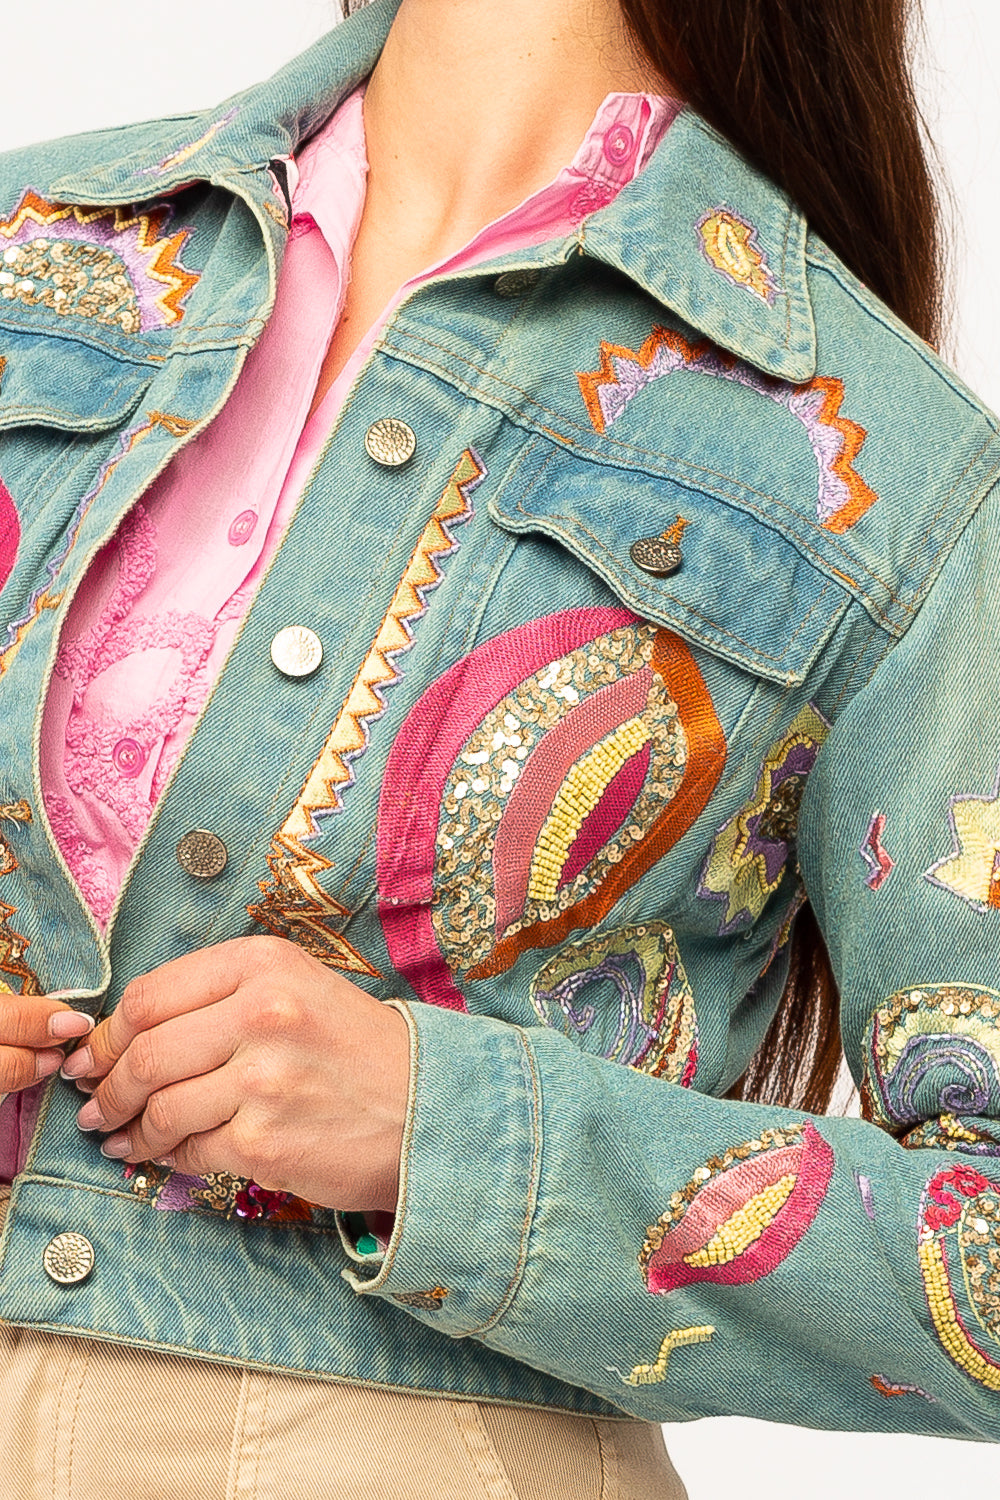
<box><xmin>0</xmin><ymin>190</ymin><xmax>199</xmax><ymax>331</ymax></box>
<box><xmin>639</xmin><ymin>1121</ymin><xmax>834</xmax><ymax>1294</ymax></box>
<box><xmin>870</xmin><ymin>1375</ymin><xmax>936</xmax><ymax>1402</ymax></box>
<box><xmin>577</xmin><ymin>325</ymin><xmax>878</xmax><ymax>533</ymax></box>
<box><xmin>861</xmin><ymin>811</ymin><xmax>894</xmax><ymax>891</ymax></box>
<box><xmin>378</xmin><ymin>611</ymin><xmax>726</xmax><ymax>1009</ymax></box>
<box><xmin>0</xmin><ymin>800</ymin><xmax>41</xmax><ymax>996</ymax></box>
<box><xmin>249</xmin><ymin>450</ymin><xmax>483</xmax><ymax>973</ymax></box>
<box><xmin>0</xmin><ymin>473</ymin><xmax>19</xmax><ymax>594</ymax></box>
<box><xmin>918</xmin><ymin>1165</ymin><xmax>1000</xmax><ymax>1391</ymax></box>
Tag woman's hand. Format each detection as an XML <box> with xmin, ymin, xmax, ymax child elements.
<box><xmin>0</xmin><ymin>992</ymin><xmax>94</xmax><ymax>1091</ymax></box>
<box><xmin>65</xmin><ymin>936</ymin><xmax>410</xmax><ymax>1214</ymax></box>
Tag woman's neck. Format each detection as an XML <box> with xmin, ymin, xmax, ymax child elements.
<box><xmin>361</xmin><ymin>0</ymin><xmax>667</xmax><ymax>261</ymax></box>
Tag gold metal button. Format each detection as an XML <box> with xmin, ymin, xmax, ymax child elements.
<box><xmin>364</xmin><ymin>418</ymin><xmax>416</xmax><ymax>468</ymax></box>
<box><xmin>43</xmin><ymin>1232</ymin><xmax>94</xmax><ymax>1285</ymax></box>
<box><xmin>494</xmin><ymin>269</ymin><xmax>541</xmax><ymax>298</ymax></box>
<box><xmin>270</xmin><ymin>625</ymin><xmax>323</xmax><ymax>678</ymax></box>
<box><xmin>176</xmin><ymin>829</ymin><xmax>228</xmax><ymax>880</ymax></box>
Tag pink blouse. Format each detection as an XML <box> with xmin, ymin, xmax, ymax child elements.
<box><xmin>41</xmin><ymin>88</ymin><xmax>680</xmax><ymax>924</ymax></box>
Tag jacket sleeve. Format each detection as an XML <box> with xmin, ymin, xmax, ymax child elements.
<box><xmin>341</xmin><ymin>480</ymin><xmax>1000</xmax><ymax>1442</ymax></box>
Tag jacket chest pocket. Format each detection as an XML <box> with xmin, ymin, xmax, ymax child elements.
<box><xmin>374</xmin><ymin>436</ymin><xmax>851</xmax><ymax>1025</ymax></box>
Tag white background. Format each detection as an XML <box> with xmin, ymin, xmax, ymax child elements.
<box><xmin>4</xmin><ymin>2</ymin><xmax>999</xmax><ymax>1493</ymax></box>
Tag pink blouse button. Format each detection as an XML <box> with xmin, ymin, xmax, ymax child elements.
<box><xmin>228</xmin><ymin>510</ymin><xmax>258</xmax><ymax>546</ymax></box>
<box><xmin>602</xmin><ymin>123</ymin><xmax>635</xmax><ymax>167</ymax></box>
<box><xmin>112</xmin><ymin>739</ymin><xmax>146</xmax><ymax>778</ymax></box>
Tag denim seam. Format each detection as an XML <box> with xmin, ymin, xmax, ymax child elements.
<box><xmin>462</xmin><ymin>1026</ymin><xmax>542</xmax><ymax>1338</ymax></box>
<box><xmin>510</xmin><ymin>445</ymin><xmax>837</xmax><ymax>663</ymax></box>
<box><xmin>381</xmin><ymin>334</ymin><xmax>908</xmax><ymax>619</ymax></box>
<box><xmin>1</xmin><ymin>368</ymin><xmax>151</xmax><ymax>431</ymax></box>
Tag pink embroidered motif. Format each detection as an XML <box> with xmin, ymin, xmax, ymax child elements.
<box><xmin>0</xmin><ymin>475</ymin><xmax>19</xmax><ymax>593</ymax></box>
<box><xmin>860</xmin><ymin>810</ymin><xmax>895</xmax><ymax>890</ymax></box>
<box><xmin>640</xmin><ymin>1122</ymin><xmax>835</xmax><ymax>1294</ymax></box>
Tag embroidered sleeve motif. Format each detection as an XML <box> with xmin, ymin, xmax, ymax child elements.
<box><xmin>576</xmin><ymin>325</ymin><xmax>877</xmax><ymax>533</ymax></box>
<box><xmin>918</xmin><ymin>1164</ymin><xmax>1000</xmax><ymax>1392</ymax></box>
<box><xmin>870</xmin><ymin>1375</ymin><xmax>937</xmax><ymax>1403</ymax></box>
<box><xmin>0</xmin><ymin>190</ymin><xmax>199</xmax><ymax>332</ymax></box>
<box><xmin>639</xmin><ymin>1122</ymin><xmax>833</xmax><ymax>1294</ymax></box>
<box><xmin>0</xmin><ymin>474</ymin><xmax>19</xmax><ymax>595</ymax></box>
<box><xmin>860</xmin><ymin>810</ymin><xmax>895</xmax><ymax>891</ymax></box>
<box><xmin>924</xmin><ymin>765</ymin><xmax>1000</xmax><ymax>912</ymax></box>
<box><xmin>862</xmin><ymin>985</ymin><xmax>1000</xmax><ymax>1139</ymax></box>
<box><xmin>0</xmin><ymin>799</ymin><xmax>41</xmax><ymax>995</ymax></box>
<box><xmin>696</xmin><ymin>207</ymin><xmax>779</xmax><ymax>305</ymax></box>
<box><xmin>529</xmin><ymin>922</ymin><xmax>698</xmax><ymax>1082</ymax></box>
<box><xmin>697</xmin><ymin>703</ymin><xmax>829</xmax><ymax>935</ymax></box>
<box><xmin>608</xmin><ymin>1324</ymin><xmax>715</xmax><ymax>1387</ymax></box>
<box><xmin>377</xmin><ymin>611</ymin><xmax>725</xmax><ymax>1011</ymax></box>
<box><xmin>248</xmin><ymin>450</ymin><xmax>482</xmax><ymax>975</ymax></box>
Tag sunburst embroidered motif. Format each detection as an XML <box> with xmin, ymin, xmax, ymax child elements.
<box><xmin>0</xmin><ymin>189</ymin><xmax>199</xmax><ymax>333</ymax></box>
<box><xmin>577</xmin><ymin>325</ymin><xmax>878</xmax><ymax>533</ymax></box>
<box><xmin>696</xmin><ymin>207</ymin><xmax>779</xmax><ymax>305</ymax></box>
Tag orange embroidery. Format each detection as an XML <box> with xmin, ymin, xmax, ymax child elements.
<box><xmin>577</xmin><ymin>325</ymin><xmax>878</xmax><ymax>534</ymax></box>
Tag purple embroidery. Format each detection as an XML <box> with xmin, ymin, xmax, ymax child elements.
<box><xmin>855</xmin><ymin>1171</ymin><xmax>876</xmax><ymax>1220</ymax></box>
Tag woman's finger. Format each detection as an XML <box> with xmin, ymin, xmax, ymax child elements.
<box><xmin>0</xmin><ymin>1043</ymin><xmax>66</xmax><ymax>1093</ymax></box>
<box><xmin>0</xmin><ymin>992</ymin><xmax>94</xmax><ymax>1051</ymax></box>
<box><xmin>84</xmin><ymin>935</ymin><xmax>276</xmax><ymax>1080</ymax></box>
<box><xmin>95</xmin><ymin>1068</ymin><xmax>242</xmax><ymax>1168</ymax></box>
<box><xmin>76</xmin><ymin>1000</ymin><xmax>238</xmax><ymax>1136</ymax></box>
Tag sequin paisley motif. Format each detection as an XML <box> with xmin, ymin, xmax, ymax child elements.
<box><xmin>698</xmin><ymin>704</ymin><xmax>829</xmax><ymax>935</ymax></box>
<box><xmin>0</xmin><ymin>190</ymin><xmax>199</xmax><ymax>333</ymax></box>
<box><xmin>862</xmin><ymin>984</ymin><xmax>1000</xmax><ymax>1141</ymax></box>
<box><xmin>639</xmin><ymin>1122</ymin><xmax>834</xmax><ymax>1294</ymax></box>
<box><xmin>377</xmin><ymin>609</ymin><xmax>726</xmax><ymax>1011</ymax></box>
<box><xmin>124</xmin><ymin>1163</ymin><xmax>320</xmax><ymax>1225</ymax></box>
<box><xmin>918</xmin><ymin>1163</ymin><xmax>1000</xmax><ymax>1392</ymax></box>
<box><xmin>529</xmin><ymin>922</ymin><xmax>698</xmax><ymax>1081</ymax></box>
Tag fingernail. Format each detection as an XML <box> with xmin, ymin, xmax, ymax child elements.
<box><xmin>49</xmin><ymin>1011</ymin><xmax>94</xmax><ymax>1040</ymax></box>
<box><xmin>35</xmin><ymin>1049</ymin><xmax>64</xmax><ymax>1081</ymax></box>
<box><xmin>74</xmin><ymin>1078</ymin><xmax>95</xmax><ymax>1095</ymax></box>
<box><xmin>154</xmin><ymin>1155</ymin><xmax>176</xmax><ymax>1169</ymax></box>
<box><xmin>60</xmin><ymin>1046</ymin><xmax>93</xmax><ymax>1080</ymax></box>
<box><xmin>76</xmin><ymin>1098</ymin><xmax>106</xmax><ymax>1132</ymax></box>
<box><xmin>100</xmin><ymin>1134</ymin><xmax>130</xmax><ymax>1159</ymax></box>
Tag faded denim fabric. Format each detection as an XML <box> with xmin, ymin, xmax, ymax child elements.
<box><xmin>1</xmin><ymin>0</ymin><xmax>1000</xmax><ymax>1440</ymax></box>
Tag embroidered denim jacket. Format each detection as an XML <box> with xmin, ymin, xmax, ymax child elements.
<box><xmin>2</xmin><ymin>0</ymin><xmax>1000</xmax><ymax>1440</ymax></box>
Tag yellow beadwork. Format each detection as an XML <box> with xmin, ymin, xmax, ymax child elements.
<box><xmin>528</xmin><ymin>717</ymin><xmax>651</xmax><ymax>903</ymax></box>
<box><xmin>684</xmin><ymin>1175</ymin><xmax>796</xmax><ymax>1268</ymax></box>
<box><xmin>617</xmin><ymin>1325</ymin><xmax>716</xmax><ymax>1387</ymax></box>
<box><xmin>919</xmin><ymin>1239</ymin><xmax>1000</xmax><ymax>1392</ymax></box>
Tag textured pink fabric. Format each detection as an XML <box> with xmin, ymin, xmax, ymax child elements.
<box><xmin>40</xmin><ymin>89</ymin><xmax>680</xmax><ymax>926</ymax></box>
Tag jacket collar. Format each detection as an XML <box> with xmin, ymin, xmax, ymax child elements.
<box><xmin>48</xmin><ymin>0</ymin><xmax>815</xmax><ymax>381</ymax></box>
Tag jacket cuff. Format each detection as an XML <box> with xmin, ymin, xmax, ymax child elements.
<box><xmin>340</xmin><ymin>999</ymin><xmax>540</xmax><ymax>1337</ymax></box>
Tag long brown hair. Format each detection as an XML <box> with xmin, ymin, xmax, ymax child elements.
<box><xmin>610</xmin><ymin>0</ymin><xmax>944</xmax><ymax>1111</ymax></box>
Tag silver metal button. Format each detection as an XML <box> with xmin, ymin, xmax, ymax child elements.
<box><xmin>44</xmin><ymin>1232</ymin><xmax>94</xmax><ymax>1285</ymax></box>
<box><xmin>629</xmin><ymin>536</ymin><xmax>683</xmax><ymax>577</ymax></box>
<box><xmin>364</xmin><ymin>418</ymin><xmax>416</xmax><ymax>468</ymax></box>
<box><xmin>270</xmin><ymin>625</ymin><xmax>323</xmax><ymax>678</ymax></box>
<box><xmin>494</xmin><ymin>269</ymin><xmax>541</xmax><ymax>299</ymax></box>
<box><xmin>176</xmin><ymin>829</ymin><xmax>228</xmax><ymax>880</ymax></box>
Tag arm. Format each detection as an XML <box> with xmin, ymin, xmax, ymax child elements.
<box><xmin>342</xmin><ymin>479</ymin><xmax>1000</xmax><ymax>1440</ymax></box>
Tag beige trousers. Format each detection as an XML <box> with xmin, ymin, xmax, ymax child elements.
<box><xmin>0</xmin><ymin>1202</ymin><xmax>685</xmax><ymax>1500</ymax></box>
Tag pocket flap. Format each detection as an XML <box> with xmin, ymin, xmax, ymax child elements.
<box><xmin>488</xmin><ymin>438</ymin><xmax>850</xmax><ymax>685</ymax></box>
<box><xmin>0</xmin><ymin>329</ymin><xmax>155</xmax><ymax>433</ymax></box>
